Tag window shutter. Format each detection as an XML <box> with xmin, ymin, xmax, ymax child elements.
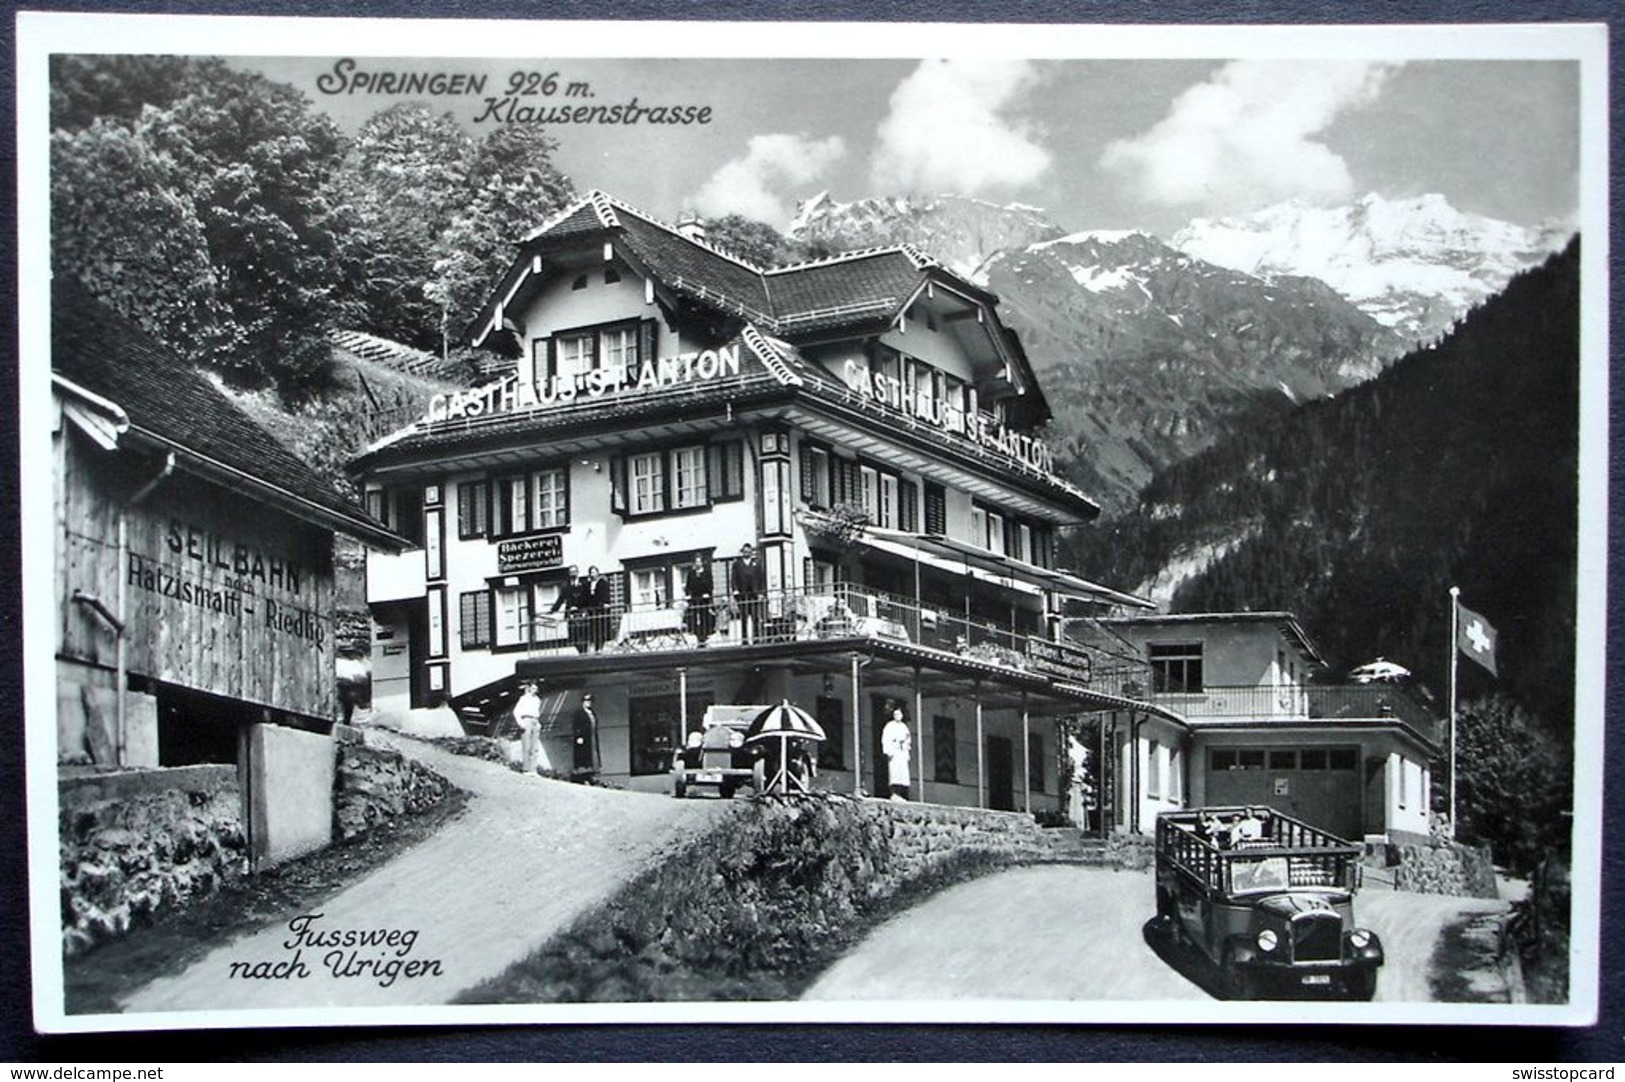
<box><xmin>842</xmin><ymin>460</ymin><xmax>860</xmax><ymax>504</ymax></box>
<box><xmin>924</xmin><ymin>482</ymin><xmax>946</xmax><ymax>536</ymax></box>
<box><xmin>544</xmin><ymin>337</ymin><xmax>557</xmax><ymax>381</ymax></box>
<box><xmin>799</xmin><ymin>441</ymin><xmax>816</xmax><ymax>502</ymax></box>
<box><xmin>494</xmin><ymin>480</ymin><xmax>512</xmax><ymax>536</ymax></box>
<box><xmin>900</xmin><ymin>481</ymin><xmax>918</xmax><ymax>533</ymax></box>
<box><xmin>638</xmin><ymin>319</ymin><xmax>657</xmax><ymax>371</ymax></box>
<box><xmin>610</xmin><ymin>455</ymin><xmax>627</xmax><ymax>515</ymax></box>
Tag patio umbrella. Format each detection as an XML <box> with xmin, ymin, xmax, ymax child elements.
<box><xmin>1349</xmin><ymin>658</ymin><xmax>1411</xmax><ymax>683</ymax></box>
<box><xmin>745</xmin><ymin>699</ymin><xmax>826</xmax><ymax>794</ymax></box>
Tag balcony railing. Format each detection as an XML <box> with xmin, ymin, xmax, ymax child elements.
<box><xmin>512</xmin><ymin>581</ymin><xmax>1139</xmax><ymax>688</ymax></box>
<box><xmin>1147</xmin><ymin>683</ymin><xmax>1436</xmax><ymax>730</ymax></box>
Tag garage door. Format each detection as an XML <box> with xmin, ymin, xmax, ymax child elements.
<box><xmin>1205</xmin><ymin>747</ymin><xmax>1363</xmax><ymax>841</ymax></box>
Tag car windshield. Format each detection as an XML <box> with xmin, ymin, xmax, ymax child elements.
<box><xmin>1228</xmin><ymin>857</ymin><xmax>1291</xmax><ymax>893</ymax></box>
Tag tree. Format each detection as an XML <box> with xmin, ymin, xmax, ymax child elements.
<box><xmin>703</xmin><ymin>214</ymin><xmax>806</xmax><ymax>267</ymax></box>
<box><xmin>1450</xmin><ymin>693</ymin><xmax>1571</xmax><ymax>876</ymax></box>
<box><xmin>329</xmin><ymin>103</ymin><xmax>473</xmax><ymax>351</ymax></box>
<box><xmin>50</xmin><ymin>58</ymin><xmax>353</xmax><ymax>395</ymax></box>
<box><xmin>428</xmin><ymin>125</ymin><xmax>576</xmax><ymax>343</ymax></box>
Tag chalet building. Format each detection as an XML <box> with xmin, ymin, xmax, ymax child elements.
<box><xmin>1081</xmin><ymin>613</ymin><xmax>1440</xmax><ymax>843</ymax></box>
<box><xmin>53</xmin><ymin>279</ymin><xmax>403</xmax><ymax>771</ymax></box>
<box><xmin>353</xmin><ymin>190</ymin><xmax>1173</xmax><ymax>813</ymax></box>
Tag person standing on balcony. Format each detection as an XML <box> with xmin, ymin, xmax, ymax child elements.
<box><xmin>733</xmin><ymin>543</ymin><xmax>766</xmax><ymax>645</ymax></box>
<box><xmin>551</xmin><ymin>565</ymin><xmax>587</xmax><ymax>654</ymax></box>
<box><xmin>583</xmin><ymin>566</ymin><xmax>612</xmax><ymax>651</ymax></box>
<box><xmin>882</xmin><ymin>702</ymin><xmax>913</xmax><ymax>801</ymax></box>
<box><xmin>684</xmin><ymin>552</ymin><xmax>716</xmax><ymax>646</ymax></box>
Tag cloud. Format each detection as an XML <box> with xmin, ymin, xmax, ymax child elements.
<box><xmin>692</xmin><ymin>133</ymin><xmax>846</xmax><ymax>226</ymax></box>
<box><xmin>1101</xmin><ymin>61</ymin><xmax>1399</xmax><ymax>213</ymax></box>
<box><xmin>870</xmin><ymin>59</ymin><xmax>1051</xmax><ymax>195</ymax></box>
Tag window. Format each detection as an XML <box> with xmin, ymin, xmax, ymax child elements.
<box><xmin>879</xmin><ymin>474</ymin><xmax>899</xmax><ymax>529</ymax></box>
<box><xmin>1150</xmin><ymin>642</ymin><xmax>1204</xmax><ymax>693</ymax></box>
<box><xmin>1148</xmin><ymin>738</ymin><xmax>1161</xmax><ymax>797</ymax></box>
<box><xmin>555</xmin><ymin>332</ymin><xmax>595</xmax><ymax>381</ymax></box>
<box><xmin>708</xmin><ymin>442</ymin><xmax>746</xmax><ymax>502</ymax></box>
<box><xmin>802</xmin><ymin>443</ymin><xmax>832</xmax><ymax>508</ymax></box>
<box><xmin>631</xmin><ymin>452</ymin><xmax>666</xmax><ymax>515</ymax></box>
<box><xmin>1269</xmin><ymin>750</ymin><xmax>1298</xmax><ymax>770</ymax></box>
<box><xmin>986</xmin><ymin>510</ymin><xmax>1005</xmax><ymax>553</ymax></box>
<box><xmin>457</xmin><ymin>481</ymin><xmax>490</xmax><ymax>539</ymax></box>
<box><xmin>934</xmin><ymin>715</ymin><xmax>958</xmax><ymax>783</ymax></box>
<box><xmin>859</xmin><ymin>466</ymin><xmax>878</xmax><ymax>522</ymax></box>
<box><xmin>630</xmin><ymin>566</ymin><xmax>670</xmax><ymax>608</ymax></box>
<box><xmin>1329</xmin><ymin>748</ymin><xmax>1357</xmax><ymax>771</ymax></box>
<box><xmin>899</xmin><ymin>480</ymin><xmax>918</xmax><ymax>532</ymax></box>
<box><xmin>601</xmin><ymin>324</ymin><xmax>638</xmax><ymax>372</ymax></box>
<box><xmin>672</xmin><ymin>446</ymin><xmax>708</xmax><ymax>509</ymax></box>
<box><xmin>534</xmin><ymin>469</ymin><xmax>568</xmax><ymax>529</ymax></box>
<box><xmin>497</xmin><ymin>466</ymin><xmax>569</xmax><ymax>536</ymax></box>
<box><xmin>1028</xmin><ymin>732</ymin><xmax>1045</xmax><ymax>792</ymax></box>
<box><xmin>493</xmin><ymin>583</ymin><xmax>533</xmax><ymax>648</ymax></box>
<box><xmin>1212</xmin><ymin>748</ymin><xmax>1265</xmax><ymax>771</ymax></box>
<box><xmin>459</xmin><ymin>591</ymin><xmax>491</xmax><ymax>649</ymax></box>
<box><xmin>971</xmin><ymin>505</ymin><xmax>987</xmax><ymax>547</ymax></box>
<box><xmin>1300</xmin><ymin>748</ymin><xmax>1329</xmax><ymax>770</ymax></box>
<box><xmin>805</xmin><ymin>557</ymin><xmax>838</xmax><ymax>595</ymax></box>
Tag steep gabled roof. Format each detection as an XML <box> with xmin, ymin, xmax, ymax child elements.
<box><xmin>469</xmin><ymin>190</ymin><xmax>1012</xmax><ymax>346</ymax></box>
<box><xmin>53</xmin><ymin>277</ymin><xmax>405</xmax><ymax>551</ymax></box>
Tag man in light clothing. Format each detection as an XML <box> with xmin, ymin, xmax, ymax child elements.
<box><xmin>514</xmin><ymin>681</ymin><xmax>543</xmax><ymax>774</ymax></box>
<box><xmin>881</xmin><ymin>702</ymin><xmax>913</xmax><ymax>801</ymax></box>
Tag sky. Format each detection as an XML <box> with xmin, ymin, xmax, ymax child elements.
<box><xmin>235</xmin><ymin>55</ymin><xmax>1580</xmax><ymax>237</ymax></box>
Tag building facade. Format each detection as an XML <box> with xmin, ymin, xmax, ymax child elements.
<box><xmin>53</xmin><ymin>279</ymin><xmax>402</xmax><ymax>770</ymax></box>
<box><xmin>355</xmin><ymin>191</ymin><xmax>1170</xmax><ymax>812</ymax></box>
<box><xmin>1084</xmin><ymin>613</ymin><xmax>1439</xmax><ymax>841</ymax></box>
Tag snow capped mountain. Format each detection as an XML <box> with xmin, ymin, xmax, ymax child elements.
<box><xmin>789</xmin><ymin>192</ymin><xmax>1064</xmax><ymax>284</ymax></box>
<box><xmin>987</xmin><ymin>229</ymin><xmax>1405</xmax><ymax>504</ymax></box>
<box><xmin>1170</xmin><ymin>193</ymin><xmax>1572</xmax><ymax>345</ymax></box>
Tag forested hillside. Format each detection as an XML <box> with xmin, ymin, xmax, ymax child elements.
<box><xmin>1070</xmin><ymin>241</ymin><xmax>1581</xmax><ymax>739</ymax></box>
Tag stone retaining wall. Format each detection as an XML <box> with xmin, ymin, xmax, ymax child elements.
<box><xmin>332</xmin><ymin>741</ymin><xmax>455</xmax><ymax>841</ymax></box>
<box><xmin>59</xmin><ymin>767</ymin><xmax>246</xmax><ymax>957</ymax></box>
<box><xmin>1388</xmin><ymin>836</ymin><xmax>1498</xmax><ymax>898</ymax></box>
<box><xmin>858</xmin><ymin>800</ymin><xmax>1092</xmax><ymax>885</ymax></box>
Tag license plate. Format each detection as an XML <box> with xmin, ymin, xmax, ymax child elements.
<box><xmin>1300</xmin><ymin>974</ymin><xmax>1332</xmax><ymax>986</ymax></box>
<box><xmin>698</xmin><ymin>770</ymin><xmax>722</xmax><ymax>782</ymax></box>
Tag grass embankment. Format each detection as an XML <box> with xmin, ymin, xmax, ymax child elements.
<box><xmin>456</xmin><ymin>793</ymin><xmax>1057</xmax><ymax>1003</ymax></box>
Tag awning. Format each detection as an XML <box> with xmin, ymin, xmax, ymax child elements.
<box><xmin>862</xmin><ymin>526</ymin><xmax>1155</xmax><ymax>609</ymax></box>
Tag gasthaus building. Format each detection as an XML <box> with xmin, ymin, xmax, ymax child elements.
<box><xmin>53</xmin><ymin>279</ymin><xmax>404</xmax><ymax>778</ymax></box>
<box><xmin>354</xmin><ymin>190</ymin><xmax>1184</xmax><ymax>813</ymax></box>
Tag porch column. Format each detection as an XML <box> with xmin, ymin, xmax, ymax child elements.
<box><xmin>676</xmin><ymin>666</ymin><xmax>689</xmax><ymax>746</ymax></box>
<box><xmin>913</xmin><ymin>667</ymin><xmax>924</xmax><ymax>803</ymax></box>
<box><xmin>850</xmin><ymin>652</ymin><xmax>863</xmax><ymax>796</ymax></box>
<box><xmin>975</xmin><ymin>680</ymin><xmax>985</xmax><ymax>809</ymax></box>
<box><xmin>1021</xmin><ymin>692</ymin><xmax>1031</xmax><ymax>815</ymax></box>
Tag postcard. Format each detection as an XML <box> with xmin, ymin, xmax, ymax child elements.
<box><xmin>15</xmin><ymin>13</ymin><xmax>1609</xmax><ymax>1032</ymax></box>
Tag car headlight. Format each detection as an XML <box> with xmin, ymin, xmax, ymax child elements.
<box><xmin>1256</xmin><ymin>929</ymin><xmax>1278</xmax><ymax>952</ymax></box>
<box><xmin>729</xmin><ymin>731</ymin><xmax>744</xmax><ymax>748</ymax></box>
<box><xmin>1349</xmin><ymin>930</ymin><xmax>1371</xmax><ymax>949</ymax></box>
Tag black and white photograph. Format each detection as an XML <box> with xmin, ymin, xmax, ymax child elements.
<box><xmin>14</xmin><ymin>13</ymin><xmax>1610</xmax><ymax>1033</ymax></box>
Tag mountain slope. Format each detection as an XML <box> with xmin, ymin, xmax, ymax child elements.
<box><xmin>790</xmin><ymin>194</ymin><xmax>1404</xmax><ymax>509</ymax></box>
<box><xmin>1171</xmin><ymin>193</ymin><xmax>1571</xmax><ymax>345</ymax></box>
<box><xmin>1071</xmin><ymin>240</ymin><xmax>1581</xmax><ymax>735</ymax></box>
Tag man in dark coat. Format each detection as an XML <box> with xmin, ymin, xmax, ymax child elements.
<box><xmin>582</xmin><ymin>565</ymin><xmax>613</xmax><ymax>651</ymax></box>
<box><xmin>683</xmin><ymin>552</ymin><xmax>715</xmax><ymax>645</ymax></box>
<box><xmin>550</xmin><ymin>565</ymin><xmax>587</xmax><ymax>653</ymax></box>
<box><xmin>732</xmin><ymin>542</ymin><xmax>767</xmax><ymax>645</ymax></box>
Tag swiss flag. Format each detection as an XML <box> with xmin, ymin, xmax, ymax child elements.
<box><xmin>1456</xmin><ymin>602</ymin><xmax>1499</xmax><ymax>676</ymax></box>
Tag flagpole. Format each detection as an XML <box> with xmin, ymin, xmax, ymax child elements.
<box><xmin>1448</xmin><ymin>585</ymin><xmax>1460</xmax><ymax>840</ymax></box>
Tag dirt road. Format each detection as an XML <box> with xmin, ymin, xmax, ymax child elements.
<box><xmin>805</xmin><ymin>865</ymin><xmax>1510</xmax><ymax>1002</ymax></box>
<box><xmin>120</xmin><ymin>732</ymin><xmax>724</xmax><ymax>1013</ymax></box>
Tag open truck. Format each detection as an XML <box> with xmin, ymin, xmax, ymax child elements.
<box><xmin>1155</xmin><ymin>807</ymin><xmax>1384</xmax><ymax>1000</ymax></box>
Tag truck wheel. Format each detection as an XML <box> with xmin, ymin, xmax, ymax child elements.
<box><xmin>720</xmin><ymin>780</ymin><xmax>736</xmax><ymax>799</ymax></box>
<box><xmin>673</xmin><ymin>775</ymin><xmax>687</xmax><ymax>799</ymax></box>
<box><xmin>1155</xmin><ymin>887</ymin><xmax>1173</xmax><ymax>922</ymax></box>
<box><xmin>1347</xmin><ymin>967</ymin><xmax>1378</xmax><ymax>1001</ymax></box>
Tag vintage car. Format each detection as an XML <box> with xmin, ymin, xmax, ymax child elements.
<box><xmin>1154</xmin><ymin>807</ymin><xmax>1384</xmax><ymax>1000</ymax></box>
<box><xmin>671</xmin><ymin>705</ymin><xmax>765</xmax><ymax>799</ymax></box>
